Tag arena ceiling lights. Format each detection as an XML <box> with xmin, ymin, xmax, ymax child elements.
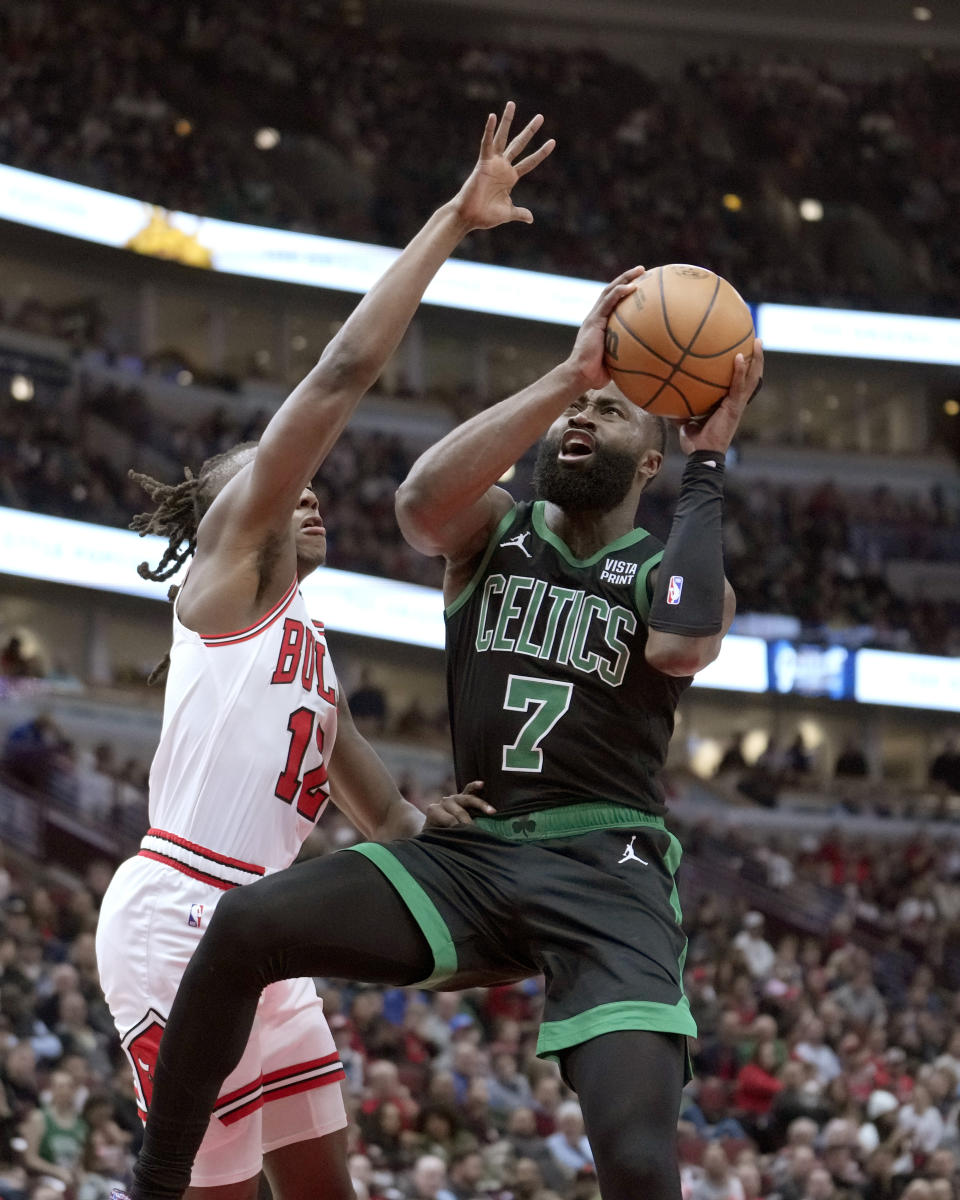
<box><xmin>2</xmin><ymin>164</ymin><xmax>960</xmax><ymax>364</ymax></box>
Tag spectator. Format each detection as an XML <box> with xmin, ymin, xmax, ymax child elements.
<box><xmin>348</xmin><ymin>668</ymin><xmax>389</xmax><ymax>737</ymax></box>
<box><xmin>75</xmin><ymin>1120</ymin><xmax>131</xmax><ymax>1200</ymax></box>
<box><xmin>786</xmin><ymin>735</ymin><xmax>814</xmax><ymax>780</ymax></box>
<box><xmin>507</xmin><ymin>1158</ymin><xmax>547</xmax><ymax>1200</ymax></box>
<box><xmin>819</xmin><ymin>1118</ymin><xmax>865</xmax><ymax>1195</ymax></box>
<box><xmin>734</xmin><ymin>914</ymin><xmax>777</xmax><ymax>981</ymax></box>
<box><xmin>834</xmin><ymin>740</ymin><xmax>869</xmax><ymax>779</ymax></box>
<box><xmin>446</xmin><ymin>1149</ymin><xmax>485</xmax><ymax>1200</ymax></box>
<box><xmin>930</xmin><ymin>738</ymin><xmax>960</xmax><ymax>794</ymax></box>
<box><xmin>736</xmin><ymin>1159</ymin><xmax>763</xmax><ymax>1200</ymax></box>
<box><xmin>688</xmin><ymin>1142</ymin><xmax>745</xmax><ymax>1200</ymax></box>
<box><xmin>794</xmin><ymin>1018</ymin><xmax>843</xmax><ymax>1085</ymax></box>
<box><xmin>0</xmin><ymin>980</ymin><xmax>62</xmax><ymax>1065</ymax></box>
<box><xmin>502</xmin><ymin>1108</ymin><xmax>565</xmax><ymax>1191</ymax></box>
<box><xmin>733</xmin><ymin>1041</ymin><xmax>783</xmax><ymax>1141</ymax></box>
<box><xmin>860</xmin><ymin>1144</ymin><xmax>899</xmax><ymax>1200</ymax></box>
<box><xmin>774</xmin><ymin>1143</ymin><xmax>819</xmax><ymax>1200</ymax></box>
<box><xmin>832</xmin><ymin>966</ymin><xmax>887</xmax><ymax>1029</ymax></box>
<box><xmin>544</xmin><ymin>1102</ymin><xmax>593</xmax><ymax>1180</ymax></box>
<box><xmin>19</xmin><ymin>1068</ymin><xmax>87</xmax><ymax>1186</ymax></box>
<box><xmin>897</xmin><ymin>1084</ymin><xmax>944</xmax><ymax>1165</ymax></box>
<box><xmin>716</xmin><ymin>734</ymin><xmax>748</xmax><ymax>776</ymax></box>
<box><xmin>406</xmin><ymin>1153</ymin><xmax>456</xmax><ymax>1200</ymax></box>
<box><xmin>486</xmin><ymin>1052</ymin><xmax>533</xmax><ymax>1119</ymax></box>
<box><xmin>1</xmin><ymin>715</ymin><xmax>63</xmax><ymax>792</ymax></box>
<box><xmin>360</xmin><ymin>1099</ymin><xmax>412</xmax><ymax>1174</ymax></box>
<box><xmin>801</xmin><ymin>1166</ymin><xmax>837</xmax><ymax>1199</ymax></box>
<box><xmin>0</xmin><ymin>637</ymin><xmax>36</xmax><ymax>679</ymax></box>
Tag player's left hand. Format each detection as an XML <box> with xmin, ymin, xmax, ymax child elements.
<box><xmin>451</xmin><ymin>101</ymin><xmax>556</xmax><ymax>231</ymax></box>
<box><xmin>424</xmin><ymin>780</ymin><xmax>494</xmax><ymax>827</ymax></box>
<box><xmin>678</xmin><ymin>337</ymin><xmax>763</xmax><ymax>455</ymax></box>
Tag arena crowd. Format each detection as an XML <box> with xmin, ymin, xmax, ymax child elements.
<box><xmin>1</xmin><ymin>2</ymin><xmax>959</xmax><ymax>313</ymax></box>
<box><xmin>1</xmin><ymin>772</ymin><xmax>960</xmax><ymax>1198</ymax></box>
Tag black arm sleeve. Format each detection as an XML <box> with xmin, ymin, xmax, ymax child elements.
<box><xmin>648</xmin><ymin>450</ymin><xmax>726</xmax><ymax>638</ymax></box>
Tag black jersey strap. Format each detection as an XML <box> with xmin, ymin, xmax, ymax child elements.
<box><xmin>648</xmin><ymin>451</ymin><xmax>726</xmax><ymax>638</ymax></box>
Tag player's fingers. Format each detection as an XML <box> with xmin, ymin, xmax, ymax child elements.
<box><xmin>514</xmin><ymin>137</ymin><xmax>556</xmax><ymax>177</ymax></box>
<box><xmin>608</xmin><ymin>265</ymin><xmax>646</xmax><ymax>288</ymax></box>
<box><xmin>424</xmin><ymin>802</ymin><xmax>458</xmax><ymax>828</ymax></box>
<box><xmin>746</xmin><ymin>339</ymin><xmax>764</xmax><ymax>404</ymax></box>
<box><xmin>505</xmin><ymin>113</ymin><xmax>544</xmax><ymax>163</ymax></box>
<box><xmin>594</xmin><ymin>279</ymin><xmax>640</xmax><ymax>319</ymax></box>
<box><xmin>493</xmin><ymin>100</ymin><xmax>516</xmax><ymax>152</ymax></box>
<box><xmin>511</xmin><ymin>206</ymin><xmax>534</xmax><ymax>225</ymax></box>
<box><xmin>439</xmin><ymin>799</ymin><xmax>476</xmax><ymax>825</ymax></box>
<box><xmin>727</xmin><ymin>353</ymin><xmax>750</xmax><ymax>408</ymax></box>
<box><xmin>454</xmin><ymin>790</ymin><xmax>496</xmax><ymax>814</ymax></box>
<box><xmin>462</xmin><ymin>780</ymin><xmax>485</xmax><ymax>795</ymax></box>
<box><xmin>479</xmin><ymin>112</ymin><xmax>497</xmax><ymax>157</ymax></box>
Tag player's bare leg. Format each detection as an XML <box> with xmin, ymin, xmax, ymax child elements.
<box><xmin>184</xmin><ymin>1180</ymin><xmax>260</xmax><ymax>1200</ymax></box>
<box><xmin>562</xmin><ymin>1030</ymin><xmax>685</xmax><ymax>1200</ymax></box>
<box><xmin>264</xmin><ymin>1129</ymin><xmax>354</xmax><ymax>1200</ymax></box>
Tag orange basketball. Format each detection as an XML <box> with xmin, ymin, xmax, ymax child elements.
<box><xmin>603</xmin><ymin>264</ymin><xmax>754</xmax><ymax>419</ymax></box>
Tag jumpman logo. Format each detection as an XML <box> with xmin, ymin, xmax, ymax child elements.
<box><xmin>500</xmin><ymin>531</ymin><xmax>532</xmax><ymax>558</ymax></box>
<box><xmin>618</xmin><ymin>835</ymin><xmax>648</xmax><ymax>866</ymax></box>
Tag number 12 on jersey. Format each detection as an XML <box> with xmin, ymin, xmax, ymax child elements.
<box><xmin>275</xmin><ymin>706</ymin><xmax>329</xmax><ymax>820</ymax></box>
<box><xmin>502</xmin><ymin>675</ymin><xmax>573</xmax><ymax>773</ymax></box>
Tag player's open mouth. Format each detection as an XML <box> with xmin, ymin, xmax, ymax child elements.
<box><xmin>558</xmin><ymin>429</ymin><xmax>595</xmax><ymax>464</ymax></box>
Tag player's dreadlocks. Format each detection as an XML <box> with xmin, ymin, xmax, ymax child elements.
<box><xmin>129</xmin><ymin>443</ymin><xmax>258</xmax><ymax>684</ymax></box>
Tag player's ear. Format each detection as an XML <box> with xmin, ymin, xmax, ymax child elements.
<box><xmin>638</xmin><ymin>447</ymin><xmax>663</xmax><ymax>482</ymax></box>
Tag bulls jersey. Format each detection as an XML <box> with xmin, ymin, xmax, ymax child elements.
<box><xmin>445</xmin><ymin>501</ymin><xmax>690</xmax><ymax>818</ymax></box>
<box><xmin>147</xmin><ymin>576</ymin><xmax>338</xmax><ymax>872</ymax></box>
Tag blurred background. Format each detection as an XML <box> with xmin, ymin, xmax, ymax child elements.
<box><xmin>2</xmin><ymin>1</ymin><xmax>960</xmax><ymax>1197</ymax></box>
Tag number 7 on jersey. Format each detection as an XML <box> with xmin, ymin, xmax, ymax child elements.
<box><xmin>501</xmin><ymin>675</ymin><xmax>573</xmax><ymax>773</ymax></box>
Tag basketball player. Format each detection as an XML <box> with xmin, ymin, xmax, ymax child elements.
<box><xmin>98</xmin><ymin>101</ymin><xmax>554</xmax><ymax>1200</ymax></box>
<box><xmin>121</xmin><ymin>205</ymin><xmax>761</xmax><ymax>1200</ymax></box>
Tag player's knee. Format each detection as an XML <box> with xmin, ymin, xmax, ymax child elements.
<box><xmin>591</xmin><ymin>1124</ymin><xmax>676</xmax><ymax>1193</ymax></box>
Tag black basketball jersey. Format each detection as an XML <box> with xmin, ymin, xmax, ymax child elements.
<box><xmin>445</xmin><ymin>500</ymin><xmax>691</xmax><ymax>818</ymax></box>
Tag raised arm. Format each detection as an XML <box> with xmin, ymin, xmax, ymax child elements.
<box><xmin>395</xmin><ymin>268</ymin><xmax>646</xmax><ymax>578</ymax></box>
<box><xmin>644</xmin><ymin>342</ymin><xmax>763</xmax><ymax>677</ymax></box>
<box><xmin>205</xmin><ymin>103</ymin><xmax>555</xmax><ymax>556</ymax></box>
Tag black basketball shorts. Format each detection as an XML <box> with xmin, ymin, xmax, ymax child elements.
<box><xmin>345</xmin><ymin>801</ymin><xmax>696</xmax><ymax>1060</ymax></box>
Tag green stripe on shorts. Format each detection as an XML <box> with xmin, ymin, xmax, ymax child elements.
<box><xmin>473</xmin><ymin>801</ymin><xmax>666</xmax><ymax>842</ymax></box>
<box><xmin>537</xmin><ymin>997</ymin><xmax>697</xmax><ymax>1057</ymax></box>
<box><xmin>344</xmin><ymin>843</ymin><xmax>458</xmax><ymax>988</ymax></box>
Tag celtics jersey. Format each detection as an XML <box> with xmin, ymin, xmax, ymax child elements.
<box><xmin>445</xmin><ymin>501</ymin><xmax>691</xmax><ymax>818</ymax></box>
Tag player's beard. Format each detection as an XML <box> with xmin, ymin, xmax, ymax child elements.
<box><xmin>532</xmin><ymin>433</ymin><xmax>638</xmax><ymax>513</ymax></box>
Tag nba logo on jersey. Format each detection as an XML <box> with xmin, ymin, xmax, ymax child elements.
<box><xmin>187</xmin><ymin>903</ymin><xmax>204</xmax><ymax>928</ymax></box>
<box><xmin>667</xmin><ymin>576</ymin><xmax>684</xmax><ymax>605</ymax></box>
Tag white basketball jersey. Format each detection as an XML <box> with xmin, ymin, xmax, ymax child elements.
<box><xmin>147</xmin><ymin>576</ymin><xmax>338</xmax><ymax>872</ymax></box>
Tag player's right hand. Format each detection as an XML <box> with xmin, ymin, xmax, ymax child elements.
<box><xmin>564</xmin><ymin>267</ymin><xmax>646</xmax><ymax>391</ymax></box>
<box><xmin>450</xmin><ymin>101</ymin><xmax>556</xmax><ymax>232</ymax></box>
<box><xmin>424</xmin><ymin>780</ymin><xmax>494</xmax><ymax>827</ymax></box>
<box><xmin>678</xmin><ymin>337</ymin><xmax>763</xmax><ymax>455</ymax></box>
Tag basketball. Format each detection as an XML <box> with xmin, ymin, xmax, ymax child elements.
<box><xmin>603</xmin><ymin>264</ymin><xmax>755</xmax><ymax>419</ymax></box>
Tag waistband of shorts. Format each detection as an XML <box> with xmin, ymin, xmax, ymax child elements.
<box><xmin>472</xmin><ymin>802</ymin><xmax>667</xmax><ymax>842</ymax></box>
<box><xmin>138</xmin><ymin>828</ymin><xmax>266</xmax><ymax>891</ymax></box>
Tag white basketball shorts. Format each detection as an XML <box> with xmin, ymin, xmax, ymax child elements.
<box><xmin>96</xmin><ymin>838</ymin><xmax>347</xmax><ymax>1188</ymax></box>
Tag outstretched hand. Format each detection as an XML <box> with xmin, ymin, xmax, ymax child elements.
<box><xmin>564</xmin><ymin>266</ymin><xmax>646</xmax><ymax>391</ymax></box>
<box><xmin>451</xmin><ymin>101</ymin><xmax>556</xmax><ymax>232</ymax></box>
<box><xmin>424</xmin><ymin>781</ymin><xmax>494</xmax><ymax>828</ymax></box>
<box><xmin>678</xmin><ymin>338</ymin><xmax>764</xmax><ymax>455</ymax></box>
